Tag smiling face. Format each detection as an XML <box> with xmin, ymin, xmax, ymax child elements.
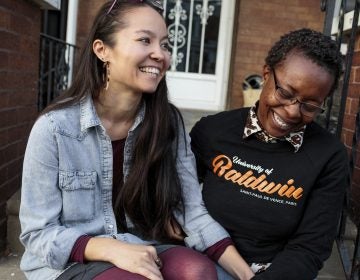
<box><xmin>257</xmin><ymin>52</ymin><xmax>334</xmax><ymax>138</ymax></box>
<box><xmin>104</xmin><ymin>6</ymin><xmax>170</xmax><ymax>94</ymax></box>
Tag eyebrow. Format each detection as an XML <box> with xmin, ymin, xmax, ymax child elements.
<box><xmin>135</xmin><ymin>29</ymin><xmax>168</xmax><ymax>41</ymax></box>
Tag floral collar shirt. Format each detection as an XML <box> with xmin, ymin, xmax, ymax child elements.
<box><xmin>243</xmin><ymin>104</ymin><xmax>305</xmax><ymax>153</ymax></box>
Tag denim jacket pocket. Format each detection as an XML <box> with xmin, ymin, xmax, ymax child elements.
<box><xmin>59</xmin><ymin>170</ymin><xmax>97</xmax><ymax>224</ymax></box>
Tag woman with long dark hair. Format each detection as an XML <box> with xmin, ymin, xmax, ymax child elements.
<box><xmin>19</xmin><ymin>1</ymin><xmax>254</xmax><ymax>279</ymax></box>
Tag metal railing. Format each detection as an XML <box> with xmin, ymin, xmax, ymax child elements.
<box><xmin>38</xmin><ymin>33</ymin><xmax>77</xmax><ymax>111</ymax></box>
<box><xmin>320</xmin><ymin>0</ymin><xmax>360</xmax><ymax>279</ymax></box>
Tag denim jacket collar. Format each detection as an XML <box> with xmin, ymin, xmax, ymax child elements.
<box><xmin>79</xmin><ymin>95</ymin><xmax>146</xmax><ymax>133</ymax></box>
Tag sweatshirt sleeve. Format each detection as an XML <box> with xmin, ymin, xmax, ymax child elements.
<box><xmin>189</xmin><ymin>117</ymin><xmax>210</xmax><ymax>183</ymax></box>
<box><xmin>253</xmin><ymin>145</ymin><xmax>349</xmax><ymax>280</ymax></box>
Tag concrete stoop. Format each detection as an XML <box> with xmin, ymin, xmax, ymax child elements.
<box><xmin>0</xmin><ymin>190</ymin><xmax>25</xmax><ymax>280</ymax></box>
<box><xmin>7</xmin><ymin>190</ymin><xmax>23</xmax><ymax>255</ymax></box>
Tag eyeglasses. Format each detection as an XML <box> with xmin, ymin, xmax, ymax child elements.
<box><xmin>107</xmin><ymin>0</ymin><xmax>164</xmax><ymax>15</ymax></box>
<box><xmin>272</xmin><ymin>68</ymin><xmax>325</xmax><ymax>117</ymax></box>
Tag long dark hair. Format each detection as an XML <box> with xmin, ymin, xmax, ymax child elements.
<box><xmin>42</xmin><ymin>1</ymin><xmax>185</xmax><ymax>241</ymax></box>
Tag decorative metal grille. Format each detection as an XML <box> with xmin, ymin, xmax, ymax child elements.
<box><xmin>163</xmin><ymin>0</ymin><xmax>222</xmax><ymax>74</ymax></box>
<box><xmin>38</xmin><ymin>33</ymin><xmax>77</xmax><ymax>111</ymax></box>
<box><xmin>321</xmin><ymin>0</ymin><xmax>360</xmax><ymax>279</ymax></box>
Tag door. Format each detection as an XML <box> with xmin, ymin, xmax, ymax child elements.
<box><xmin>163</xmin><ymin>0</ymin><xmax>236</xmax><ymax>110</ymax></box>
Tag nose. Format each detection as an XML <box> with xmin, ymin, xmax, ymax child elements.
<box><xmin>150</xmin><ymin>45</ymin><xmax>165</xmax><ymax>62</ymax></box>
<box><xmin>283</xmin><ymin>101</ymin><xmax>302</xmax><ymax>118</ymax></box>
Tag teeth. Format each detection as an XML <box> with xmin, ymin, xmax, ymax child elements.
<box><xmin>139</xmin><ymin>67</ymin><xmax>160</xmax><ymax>75</ymax></box>
<box><xmin>273</xmin><ymin>112</ymin><xmax>290</xmax><ymax>129</ymax></box>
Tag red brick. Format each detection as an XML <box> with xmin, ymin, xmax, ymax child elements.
<box><xmin>348</xmin><ymin>84</ymin><xmax>360</xmax><ymax>98</ymax></box>
<box><xmin>0</xmin><ymin>176</ymin><xmax>21</xmax><ymax>202</ymax></box>
<box><xmin>343</xmin><ymin>113</ymin><xmax>356</xmax><ymax>130</ymax></box>
<box><xmin>0</xmin><ymin>91</ymin><xmax>9</xmax><ymax>109</ymax></box>
<box><xmin>17</xmin><ymin>140</ymin><xmax>27</xmax><ymax>156</ymax></box>
<box><xmin>19</xmin><ymin>37</ymin><xmax>39</xmax><ymax>56</ymax></box>
<box><xmin>0</xmin><ymin>30</ymin><xmax>20</xmax><ymax>50</ymax></box>
<box><xmin>354</xmin><ymin>68</ymin><xmax>360</xmax><ymax>83</ymax></box>
<box><xmin>0</xmin><ymin>164</ymin><xmax>7</xmax><ymax>184</ymax></box>
<box><xmin>16</xmin><ymin>107</ymin><xmax>31</xmax><ymax>124</ymax></box>
<box><xmin>0</xmin><ymin>109</ymin><xmax>17</xmax><ymax>129</ymax></box>
<box><xmin>345</xmin><ymin>97</ymin><xmax>359</xmax><ymax>115</ymax></box>
<box><xmin>0</xmin><ymin>143</ymin><xmax>18</xmax><ymax>166</ymax></box>
<box><xmin>7</xmin><ymin>159</ymin><xmax>22</xmax><ymax>180</ymax></box>
<box><xmin>0</xmin><ymin>127</ymin><xmax>7</xmax><ymax>144</ymax></box>
<box><xmin>352</xmin><ymin>52</ymin><xmax>360</xmax><ymax>66</ymax></box>
<box><xmin>0</xmin><ymin>9</ymin><xmax>10</xmax><ymax>30</ymax></box>
<box><xmin>7</xmin><ymin>126</ymin><xmax>22</xmax><ymax>143</ymax></box>
<box><xmin>8</xmin><ymin>90</ymin><xmax>37</xmax><ymax>107</ymax></box>
<box><xmin>355</xmin><ymin>36</ymin><xmax>360</xmax><ymax>52</ymax></box>
<box><xmin>9</xmin><ymin>12</ymin><xmax>30</xmax><ymax>35</ymax></box>
<box><xmin>2</xmin><ymin>72</ymin><xmax>38</xmax><ymax>91</ymax></box>
<box><xmin>350</xmin><ymin>67</ymin><xmax>357</xmax><ymax>84</ymax></box>
<box><xmin>342</xmin><ymin>129</ymin><xmax>354</xmax><ymax>148</ymax></box>
<box><xmin>355</xmin><ymin>153</ymin><xmax>360</xmax><ymax>169</ymax></box>
<box><xmin>352</xmin><ymin>167</ymin><xmax>360</xmax><ymax>188</ymax></box>
<box><xmin>0</xmin><ymin>51</ymin><xmax>9</xmax><ymax>70</ymax></box>
<box><xmin>8</xmin><ymin>54</ymin><xmax>36</xmax><ymax>72</ymax></box>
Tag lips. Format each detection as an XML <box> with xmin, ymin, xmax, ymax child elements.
<box><xmin>139</xmin><ymin>66</ymin><xmax>161</xmax><ymax>77</ymax></box>
<box><xmin>272</xmin><ymin>111</ymin><xmax>292</xmax><ymax>130</ymax></box>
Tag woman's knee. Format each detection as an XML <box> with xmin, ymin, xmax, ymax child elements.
<box><xmin>160</xmin><ymin>246</ymin><xmax>217</xmax><ymax>280</ymax></box>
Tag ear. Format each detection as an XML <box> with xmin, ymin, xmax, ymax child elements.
<box><xmin>93</xmin><ymin>39</ymin><xmax>109</xmax><ymax>61</ymax></box>
<box><xmin>263</xmin><ymin>64</ymin><xmax>271</xmax><ymax>81</ymax></box>
<box><xmin>262</xmin><ymin>65</ymin><xmax>271</xmax><ymax>84</ymax></box>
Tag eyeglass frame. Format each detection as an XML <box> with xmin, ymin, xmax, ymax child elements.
<box><xmin>107</xmin><ymin>0</ymin><xmax>164</xmax><ymax>15</ymax></box>
<box><xmin>271</xmin><ymin>68</ymin><xmax>325</xmax><ymax>117</ymax></box>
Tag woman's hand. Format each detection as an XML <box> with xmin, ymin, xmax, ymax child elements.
<box><xmin>85</xmin><ymin>237</ymin><xmax>163</xmax><ymax>280</ymax></box>
<box><xmin>218</xmin><ymin>245</ymin><xmax>255</xmax><ymax>280</ymax></box>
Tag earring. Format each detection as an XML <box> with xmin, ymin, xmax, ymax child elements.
<box><xmin>102</xmin><ymin>61</ymin><xmax>110</xmax><ymax>90</ymax></box>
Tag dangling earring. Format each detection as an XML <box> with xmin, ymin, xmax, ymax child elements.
<box><xmin>103</xmin><ymin>61</ymin><xmax>110</xmax><ymax>90</ymax></box>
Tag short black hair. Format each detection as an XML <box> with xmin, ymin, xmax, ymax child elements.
<box><xmin>265</xmin><ymin>28</ymin><xmax>343</xmax><ymax>95</ymax></box>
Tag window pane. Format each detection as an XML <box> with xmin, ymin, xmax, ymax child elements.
<box><xmin>164</xmin><ymin>0</ymin><xmax>222</xmax><ymax>74</ymax></box>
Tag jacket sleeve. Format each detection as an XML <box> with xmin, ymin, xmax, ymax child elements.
<box><xmin>253</xmin><ymin>145</ymin><xmax>349</xmax><ymax>280</ymax></box>
<box><xmin>173</xmin><ymin>119</ymin><xmax>230</xmax><ymax>252</ymax></box>
<box><xmin>19</xmin><ymin>115</ymin><xmax>86</xmax><ymax>269</ymax></box>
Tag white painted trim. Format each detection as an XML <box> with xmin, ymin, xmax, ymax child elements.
<box><xmin>167</xmin><ymin>0</ymin><xmax>236</xmax><ymax>111</ymax></box>
<box><xmin>32</xmin><ymin>0</ymin><xmax>61</xmax><ymax>10</ymax></box>
<box><xmin>215</xmin><ymin>0</ymin><xmax>236</xmax><ymax>110</ymax></box>
<box><xmin>66</xmin><ymin>0</ymin><xmax>79</xmax><ymax>86</ymax></box>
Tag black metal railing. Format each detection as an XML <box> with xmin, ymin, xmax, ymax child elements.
<box><xmin>321</xmin><ymin>0</ymin><xmax>360</xmax><ymax>279</ymax></box>
<box><xmin>38</xmin><ymin>33</ymin><xmax>77</xmax><ymax>111</ymax></box>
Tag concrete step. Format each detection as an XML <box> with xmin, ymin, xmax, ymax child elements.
<box><xmin>6</xmin><ymin>191</ymin><xmax>23</xmax><ymax>255</ymax></box>
<box><xmin>0</xmin><ymin>190</ymin><xmax>25</xmax><ymax>280</ymax></box>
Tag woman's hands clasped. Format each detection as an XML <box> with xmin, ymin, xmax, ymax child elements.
<box><xmin>85</xmin><ymin>237</ymin><xmax>163</xmax><ymax>280</ymax></box>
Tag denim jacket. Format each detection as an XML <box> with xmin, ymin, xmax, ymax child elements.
<box><xmin>19</xmin><ymin>96</ymin><xmax>229</xmax><ymax>280</ymax></box>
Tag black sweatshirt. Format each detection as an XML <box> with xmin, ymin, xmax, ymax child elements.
<box><xmin>190</xmin><ymin>108</ymin><xmax>349</xmax><ymax>280</ymax></box>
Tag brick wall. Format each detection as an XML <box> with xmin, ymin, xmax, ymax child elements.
<box><xmin>229</xmin><ymin>0</ymin><xmax>325</xmax><ymax>108</ymax></box>
<box><xmin>0</xmin><ymin>0</ymin><xmax>40</xmax><ymax>254</ymax></box>
<box><xmin>343</xmin><ymin>35</ymin><xmax>360</xmax><ymax>223</ymax></box>
<box><xmin>76</xmin><ymin>0</ymin><xmax>103</xmax><ymax>51</ymax></box>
